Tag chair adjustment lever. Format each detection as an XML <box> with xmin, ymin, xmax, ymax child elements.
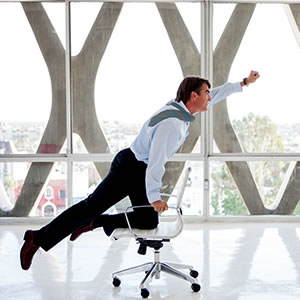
<box><xmin>137</xmin><ymin>239</ymin><xmax>166</xmax><ymax>255</ymax></box>
<box><xmin>138</xmin><ymin>243</ymin><xmax>147</xmax><ymax>255</ymax></box>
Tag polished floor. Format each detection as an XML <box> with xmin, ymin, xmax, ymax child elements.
<box><xmin>1</xmin><ymin>222</ymin><xmax>300</xmax><ymax>300</ymax></box>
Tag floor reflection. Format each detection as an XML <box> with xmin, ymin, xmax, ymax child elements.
<box><xmin>0</xmin><ymin>223</ymin><xmax>300</xmax><ymax>299</ymax></box>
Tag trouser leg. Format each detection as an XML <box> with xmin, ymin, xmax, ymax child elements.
<box><xmin>35</xmin><ymin>149</ymin><xmax>135</xmax><ymax>251</ymax></box>
<box><xmin>35</xmin><ymin>199</ymin><xmax>99</xmax><ymax>251</ymax></box>
<box><xmin>94</xmin><ymin>210</ymin><xmax>159</xmax><ymax>235</ymax></box>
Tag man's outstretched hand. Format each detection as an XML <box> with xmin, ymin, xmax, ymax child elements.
<box><xmin>151</xmin><ymin>200</ymin><xmax>168</xmax><ymax>213</ymax></box>
<box><xmin>247</xmin><ymin>70</ymin><xmax>260</xmax><ymax>84</ymax></box>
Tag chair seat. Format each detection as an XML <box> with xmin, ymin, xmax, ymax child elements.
<box><xmin>111</xmin><ymin>219</ymin><xmax>182</xmax><ymax>240</ymax></box>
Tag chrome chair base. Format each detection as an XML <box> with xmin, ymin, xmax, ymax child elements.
<box><xmin>112</xmin><ymin>249</ymin><xmax>200</xmax><ymax>296</ymax></box>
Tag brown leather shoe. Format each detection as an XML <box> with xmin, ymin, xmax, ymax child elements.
<box><xmin>20</xmin><ymin>230</ymin><xmax>40</xmax><ymax>270</ymax></box>
<box><xmin>70</xmin><ymin>220</ymin><xmax>94</xmax><ymax>241</ymax></box>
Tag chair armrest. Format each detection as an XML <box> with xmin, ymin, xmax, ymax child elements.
<box><xmin>124</xmin><ymin>204</ymin><xmax>183</xmax><ymax>239</ymax></box>
<box><xmin>160</xmin><ymin>193</ymin><xmax>177</xmax><ymax>198</ymax></box>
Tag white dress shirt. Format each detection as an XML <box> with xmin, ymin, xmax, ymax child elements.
<box><xmin>130</xmin><ymin>81</ymin><xmax>242</xmax><ymax>204</ymax></box>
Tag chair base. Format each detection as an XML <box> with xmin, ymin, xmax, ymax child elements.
<box><xmin>112</xmin><ymin>250</ymin><xmax>199</xmax><ymax>291</ymax></box>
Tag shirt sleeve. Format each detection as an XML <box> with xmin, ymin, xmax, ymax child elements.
<box><xmin>208</xmin><ymin>82</ymin><xmax>242</xmax><ymax>108</ymax></box>
<box><xmin>146</xmin><ymin>120</ymin><xmax>182</xmax><ymax>204</ymax></box>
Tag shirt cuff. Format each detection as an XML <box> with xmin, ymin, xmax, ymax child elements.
<box><xmin>147</xmin><ymin>191</ymin><xmax>160</xmax><ymax>204</ymax></box>
<box><xmin>233</xmin><ymin>81</ymin><xmax>243</xmax><ymax>92</ymax></box>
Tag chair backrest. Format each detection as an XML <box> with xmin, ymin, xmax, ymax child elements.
<box><xmin>175</xmin><ymin>166</ymin><xmax>192</xmax><ymax>209</ymax></box>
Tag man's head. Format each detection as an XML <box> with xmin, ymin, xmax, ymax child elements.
<box><xmin>176</xmin><ymin>76</ymin><xmax>211</xmax><ymax>114</ymax></box>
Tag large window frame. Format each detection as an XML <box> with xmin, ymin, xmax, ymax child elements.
<box><xmin>1</xmin><ymin>0</ymin><xmax>300</xmax><ymax>223</ymax></box>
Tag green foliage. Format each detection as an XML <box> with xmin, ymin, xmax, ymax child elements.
<box><xmin>211</xmin><ymin>163</ymin><xmax>249</xmax><ymax>216</ymax></box>
<box><xmin>222</xmin><ymin>188</ymin><xmax>248</xmax><ymax>216</ymax></box>
<box><xmin>212</xmin><ymin>113</ymin><xmax>289</xmax><ymax>215</ymax></box>
<box><xmin>4</xmin><ymin>175</ymin><xmax>16</xmax><ymax>192</ymax></box>
<box><xmin>232</xmin><ymin>112</ymin><xmax>284</xmax><ymax>153</ymax></box>
<box><xmin>211</xmin><ymin>194</ymin><xmax>220</xmax><ymax>215</ymax></box>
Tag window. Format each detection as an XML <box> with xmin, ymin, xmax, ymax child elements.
<box><xmin>59</xmin><ymin>189</ymin><xmax>66</xmax><ymax>200</ymax></box>
<box><xmin>1</xmin><ymin>1</ymin><xmax>300</xmax><ymax>220</ymax></box>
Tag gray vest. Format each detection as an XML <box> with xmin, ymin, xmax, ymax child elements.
<box><xmin>148</xmin><ymin>102</ymin><xmax>195</xmax><ymax>127</ymax></box>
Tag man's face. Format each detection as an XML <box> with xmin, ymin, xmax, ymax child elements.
<box><xmin>194</xmin><ymin>83</ymin><xmax>211</xmax><ymax>112</ymax></box>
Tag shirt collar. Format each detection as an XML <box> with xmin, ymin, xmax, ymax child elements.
<box><xmin>170</xmin><ymin>99</ymin><xmax>192</xmax><ymax>115</ymax></box>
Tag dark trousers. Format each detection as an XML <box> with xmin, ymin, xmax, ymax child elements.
<box><xmin>35</xmin><ymin>148</ymin><xmax>158</xmax><ymax>251</ymax></box>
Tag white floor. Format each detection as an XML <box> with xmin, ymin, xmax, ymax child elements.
<box><xmin>1</xmin><ymin>223</ymin><xmax>300</xmax><ymax>300</ymax></box>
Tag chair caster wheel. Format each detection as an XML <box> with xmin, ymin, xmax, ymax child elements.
<box><xmin>191</xmin><ymin>283</ymin><xmax>201</xmax><ymax>292</ymax></box>
<box><xmin>141</xmin><ymin>288</ymin><xmax>150</xmax><ymax>298</ymax></box>
<box><xmin>112</xmin><ymin>277</ymin><xmax>121</xmax><ymax>287</ymax></box>
<box><xmin>190</xmin><ymin>269</ymin><xmax>199</xmax><ymax>278</ymax></box>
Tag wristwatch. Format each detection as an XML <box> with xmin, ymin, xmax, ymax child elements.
<box><xmin>243</xmin><ymin>78</ymin><xmax>248</xmax><ymax>86</ymax></box>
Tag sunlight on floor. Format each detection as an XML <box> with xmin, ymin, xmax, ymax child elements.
<box><xmin>1</xmin><ymin>223</ymin><xmax>300</xmax><ymax>299</ymax></box>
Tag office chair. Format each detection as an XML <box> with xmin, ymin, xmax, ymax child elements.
<box><xmin>110</xmin><ymin>166</ymin><xmax>201</xmax><ymax>298</ymax></box>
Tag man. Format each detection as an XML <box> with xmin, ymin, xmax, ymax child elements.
<box><xmin>20</xmin><ymin>71</ymin><xmax>259</xmax><ymax>270</ymax></box>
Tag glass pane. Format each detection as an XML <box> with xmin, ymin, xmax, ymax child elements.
<box><xmin>210</xmin><ymin>161</ymin><xmax>300</xmax><ymax>216</ymax></box>
<box><xmin>210</xmin><ymin>161</ymin><xmax>249</xmax><ymax>216</ymax></box>
<box><xmin>71</xmin><ymin>2</ymin><xmax>201</xmax><ymax>154</ymax></box>
<box><xmin>73</xmin><ymin>161</ymin><xmax>118</xmax><ymax>214</ymax></box>
<box><xmin>164</xmin><ymin>161</ymin><xmax>203</xmax><ymax>216</ymax></box>
<box><xmin>213</xmin><ymin>4</ymin><xmax>300</xmax><ymax>153</ymax></box>
<box><xmin>176</xmin><ymin>2</ymin><xmax>201</xmax><ymax>53</ymax></box>
<box><xmin>213</xmin><ymin>4</ymin><xmax>235</xmax><ymax>50</ymax></box>
<box><xmin>73</xmin><ymin>161</ymin><xmax>101</xmax><ymax>205</ymax></box>
<box><xmin>0</xmin><ymin>162</ymin><xmax>67</xmax><ymax>217</ymax></box>
<box><xmin>0</xmin><ymin>2</ymin><xmax>66</xmax><ymax>154</ymax></box>
<box><xmin>248</xmin><ymin>161</ymin><xmax>289</xmax><ymax>208</ymax></box>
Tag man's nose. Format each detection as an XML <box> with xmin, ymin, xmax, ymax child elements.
<box><xmin>208</xmin><ymin>95</ymin><xmax>211</xmax><ymax>101</ymax></box>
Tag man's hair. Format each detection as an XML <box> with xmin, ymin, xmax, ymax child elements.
<box><xmin>175</xmin><ymin>76</ymin><xmax>211</xmax><ymax>104</ymax></box>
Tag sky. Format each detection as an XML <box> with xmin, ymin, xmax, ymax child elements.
<box><xmin>1</xmin><ymin>2</ymin><xmax>300</xmax><ymax>125</ymax></box>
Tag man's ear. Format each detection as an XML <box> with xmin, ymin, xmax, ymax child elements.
<box><xmin>191</xmin><ymin>91</ymin><xmax>197</xmax><ymax>101</ymax></box>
